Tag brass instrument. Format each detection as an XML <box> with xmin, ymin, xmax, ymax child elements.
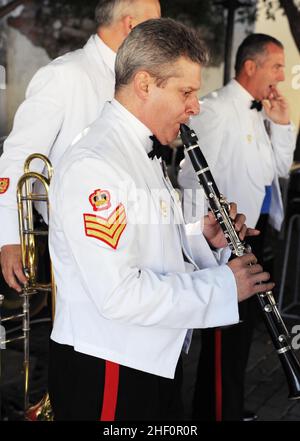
<box><xmin>0</xmin><ymin>153</ymin><xmax>55</xmax><ymax>420</ymax></box>
<box><xmin>17</xmin><ymin>154</ymin><xmax>56</xmax><ymax>318</ymax></box>
<box><xmin>180</xmin><ymin>123</ymin><xmax>300</xmax><ymax>400</ymax></box>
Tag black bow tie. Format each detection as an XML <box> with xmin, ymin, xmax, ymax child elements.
<box><xmin>148</xmin><ymin>135</ymin><xmax>168</xmax><ymax>160</ymax></box>
<box><xmin>250</xmin><ymin>100</ymin><xmax>263</xmax><ymax>112</ymax></box>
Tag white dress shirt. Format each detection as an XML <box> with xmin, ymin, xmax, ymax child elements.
<box><xmin>179</xmin><ymin>79</ymin><xmax>295</xmax><ymax>230</ymax></box>
<box><xmin>0</xmin><ymin>35</ymin><xmax>116</xmax><ymax>247</ymax></box>
<box><xmin>49</xmin><ymin>100</ymin><xmax>239</xmax><ymax>379</ymax></box>
<box><xmin>235</xmin><ymin>81</ymin><xmax>275</xmax><ymax>186</ymax></box>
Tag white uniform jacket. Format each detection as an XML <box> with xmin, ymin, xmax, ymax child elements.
<box><xmin>49</xmin><ymin>100</ymin><xmax>239</xmax><ymax>379</ymax></box>
<box><xmin>0</xmin><ymin>35</ymin><xmax>115</xmax><ymax>247</ymax></box>
<box><xmin>178</xmin><ymin>79</ymin><xmax>296</xmax><ymax>230</ymax></box>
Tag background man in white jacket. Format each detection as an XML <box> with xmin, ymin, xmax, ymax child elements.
<box><xmin>47</xmin><ymin>18</ymin><xmax>274</xmax><ymax>421</ymax></box>
<box><xmin>178</xmin><ymin>33</ymin><xmax>296</xmax><ymax>421</ymax></box>
<box><xmin>0</xmin><ymin>0</ymin><xmax>161</xmax><ymax>292</ymax></box>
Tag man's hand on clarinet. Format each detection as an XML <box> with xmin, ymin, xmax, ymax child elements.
<box><xmin>227</xmin><ymin>253</ymin><xmax>275</xmax><ymax>302</ymax></box>
<box><xmin>0</xmin><ymin>244</ymin><xmax>27</xmax><ymax>293</ymax></box>
<box><xmin>203</xmin><ymin>202</ymin><xmax>259</xmax><ymax>249</ymax></box>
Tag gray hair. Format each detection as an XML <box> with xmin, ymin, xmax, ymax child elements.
<box><xmin>115</xmin><ymin>18</ymin><xmax>208</xmax><ymax>91</ymax></box>
<box><xmin>235</xmin><ymin>33</ymin><xmax>284</xmax><ymax>75</ymax></box>
<box><xmin>95</xmin><ymin>0</ymin><xmax>138</xmax><ymax>27</ymax></box>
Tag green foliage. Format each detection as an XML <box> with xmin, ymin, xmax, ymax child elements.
<box><xmin>261</xmin><ymin>0</ymin><xmax>280</xmax><ymax>20</ymax></box>
<box><xmin>28</xmin><ymin>0</ymin><xmax>227</xmax><ymax>65</ymax></box>
<box><xmin>261</xmin><ymin>0</ymin><xmax>300</xmax><ymax>20</ymax></box>
<box><xmin>11</xmin><ymin>0</ymin><xmax>299</xmax><ymax>62</ymax></box>
<box><xmin>160</xmin><ymin>0</ymin><xmax>226</xmax><ymax>65</ymax></box>
<box><xmin>32</xmin><ymin>0</ymin><xmax>99</xmax><ymax>19</ymax></box>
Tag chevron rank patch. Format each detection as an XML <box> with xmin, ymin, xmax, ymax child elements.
<box><xmin>89</xmin><ymin>188</ymin><xmax>111</xmax><ymax>212</ymax></box>
<box><xmin>83</xmin><ymin>203</ymin><xmax>127</xmax><ymax>250</ymax></box>
<box><xmin>0</xmin><ymin>178</ymin><xmax>9</xmax><ymax>194</ymax></box>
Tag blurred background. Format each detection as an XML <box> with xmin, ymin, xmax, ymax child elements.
<box><xmin>0</xmin><ymin>0</ymin><xmax>299</xmax><ymax>152</ymax></box>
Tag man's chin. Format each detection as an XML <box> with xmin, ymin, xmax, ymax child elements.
<box><xmin>157</xmin><ymin>126</ymin><xmax>181</xmax><ymax>145</ymax></box>
<box><xmin>163</xmin><ymin>131</ymin><xmax>180</xmax><ymax>146</ymax></box>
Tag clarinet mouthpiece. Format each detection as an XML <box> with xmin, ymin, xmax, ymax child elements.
<box><xmin>180</xmin><ymin>123</ymin><xmax>190</xmax><ymax>133</ymax></box>
<box><xmin>180</xmin><ymin>124</ymin><xmax>194</xmax><ymax>147</ymax></box>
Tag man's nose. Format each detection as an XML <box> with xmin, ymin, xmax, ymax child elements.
<box><xmin>186</xmin><ymin>96</ymin><xmax>200</xmax><ymax>116</ymax></box>
<box><xmin>277</xmin><ymin>69</ymin><xmax>285</xmax><ymax>82</ymax></box>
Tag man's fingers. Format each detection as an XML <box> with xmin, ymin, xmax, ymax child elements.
<box><xmin>236</xmin><ymin>224</ymin><xmax>247</xmax><ymax>241</ymax></box>
<box><xmin>233</xmin><ymin>213</ymin><xmax>246</xmax><ymax>231</ymax></box>
<box><xmin>253</xmin><ymin>281</ymin><xmax>275</xmax><ymax>295</ymax></box>
<box><xmin>12</xmin><ymin>258</ymin><xmax>28</xmax><ymax>283</ymax></box>
<box><xmin>245</xmin><ymin>228</ymin><xmax>260</xmax><ymax>237</ymax></box>
<box><xmin>262</xmin><ymin>100</ymin><xmax>271</xmax><ymax>112</ymax></box>
<box><xmin>268</xmin><ymin>86</ymin><xmax>281</xmax><ymax>99</ymax></box>
<box><xmin>269</xmin><ymin>86</ymin><xmax>286</xmax><ymax>100</ymax></box>
<box><xmin>0</xmin><ymin>245</ymin><xmax>27</xmax><ymax>293</ymax></box>
<box><xmin>240</xmin><ymin>253</ymin><xmax>257</xmax><ymax>266</ymax></box>
<box><xmin>248</xmin><ymin>263</ymin><xmax>263</xmax><ymax>274</ymax></box>
<box><xmin>228</xmin><ymin>253</ymin><xmax>258</xmax><ymax>272</ymax></box>
<box><xmin>14</xmin><ymin>265</ymin><xmax>28</xmax><ymax>285</ymax></box>
<box><xmin>228</xmin><ymin>202</ymin><xmax>237</xmax><ymax>220</ymax></box>
<box><xmin>2</xmin><ymin>268</ymin><xmax>23</xmax><ymax>292</ymax></box>
<box><xmin>253</xmin><ymin>271</ymin><xmax>271</xmax><ymax>285</ymax></box>
<box><xmin>207</xmin><ymin>210</ymin><xmax>216</xmax><ymax>223</ymax></box>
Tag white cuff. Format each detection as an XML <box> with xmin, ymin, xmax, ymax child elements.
<box><xmin>185</xmin><ymin>221</ymin><xmax>219</xmax><ymax>268</ymax></box>
<box><xmin>212</xmin><ymin>246</ymin><xmax>232</xmax><ymax>264</ymax></box>
<box><xmin>271</xmin><ymin>121</ymin><xmax>296</xmax><ymax>137</ymax></box>
<box><xmin>193</xmin><ymin>264</ymin><xmax>239</xmax><ymax>327</ymax></box>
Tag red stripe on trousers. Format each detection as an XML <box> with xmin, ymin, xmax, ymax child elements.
<box><xmin>215</xmin><ymin>329</ymin><xmax>222</xmax><ymax>421</ymax></box>
<box><xmin>100</xmin><ymin>361</ymin><xmax>120</xmax><ymax>421</ymax></box>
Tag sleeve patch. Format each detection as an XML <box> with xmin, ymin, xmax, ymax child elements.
<box><xmin>83</xmin><ymin>203</ymin><xmax>127</xmax><ymax>250</ymax></box>
<box><xmin>0</xmin><ymin>178</ymin><xmax>9</xmax><ymax>194</ymax></box>
<box><xmin>89</xmin><ymin>188</ymin><xmax>111</xmax><ymax>212</ymax></box>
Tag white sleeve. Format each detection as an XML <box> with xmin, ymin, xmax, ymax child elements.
<box><xmin>185</xmin><ymin>220</ymin><xmax>232</xmax><ymax>268</ymax></box>
<box><xmin>270</xmin><ymin>121</ymin><xmax>296</xmax><ymax>178</ymax></box>
<box><xmin>54</xmin><ymin>158</ymin><xmax>239</xmax><ymax>330</ymax></box>
<box><xmin>0</xmin><ymin>64</ymin><xmax>64</xmax><ymax>247</ymax></box>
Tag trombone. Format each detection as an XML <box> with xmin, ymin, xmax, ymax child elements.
<box><xmin>0</xmin><ymin>153</ymin><xmax>55</xmax><ymax>420</ymax></box>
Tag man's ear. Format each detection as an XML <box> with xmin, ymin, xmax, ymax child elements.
<box><xmin>244</xmin><ymin>59</ymin><xmax>257</xmax><ymax>77</ymax></box>
<box><xmin>133</xmin><ymin>71</ymin><xmax>152</xmax><ymax>100</ymax></box>
<box><xmin>122</xmin><ymin>15</ymin><xmax>134</xmax><ymax>37</ymax></box>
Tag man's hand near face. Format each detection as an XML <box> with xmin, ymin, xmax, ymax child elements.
<box><xmin>262</xmin><ymin>86</ymin><xmax>290</xmax><ymax>125</ymax></box>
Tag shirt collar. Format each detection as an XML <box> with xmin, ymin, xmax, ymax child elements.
<box><xmin>94</xmin><ymin>34</ymin><xmax>116</xmax><ymax>74</ymax></box>
<box><xmin>110</xmin><ymin>99</ymin><xmax>153</xmax><ymax>155</ymax></box>
<box><xmin>230</xmin><ymin>78</ymin><xmax>255</xmax><ymax>105</ymax></box>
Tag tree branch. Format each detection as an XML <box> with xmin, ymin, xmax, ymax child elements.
<box><xmin>279</xmin><ymin>0</ymin><xmax>300</xmax><ymax>53</ymax></box>
<box><xmin>0</xmin><ymin>0</ymin><xmax>31</xmax><ymax>20</ymax></box>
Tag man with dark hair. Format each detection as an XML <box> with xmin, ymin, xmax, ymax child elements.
<box><xmin>179</xmin><ymin>33</ymin><xmax>296</xmax><ymax>421</ymax></box>
<box><xmin>234</xmin><ymin>34</ymin><xmax>283</xmax><ymax>75</ymax></box>
<box><xmin>47</xmin><ymin>19</ymin><xmax>273</xmax><ymax>421</ymax></box>
<box><xmin>0</xmin><ymin>0</ymin><xmax>160</xmax><ymax>292</ymax></box>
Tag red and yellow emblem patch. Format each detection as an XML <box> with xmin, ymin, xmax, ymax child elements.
<box><xmin>84</xmin><ymin>203</ymin><xmax>126</xmax><ymax>250</ymax></box>
<box><xmin>89</xmin><ymin>189</ymin><xmax>111</xmax><ymax>212</ymax></box>
<box><xmin>0</xmin><ymin>178</ymin><xmax>9</xmax><ymax>194</ymax></box>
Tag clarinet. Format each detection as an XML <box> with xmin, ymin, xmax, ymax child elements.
<box><xmin>180</xmin><ymin>123</ymin><xmax>300</xmax><ymax>400</ymax></box>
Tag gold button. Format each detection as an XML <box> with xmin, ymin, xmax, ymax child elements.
<box><xmin>160</xmin><ymin>200</ymin><xmax>168</xmax><ymax>217</ymax></box>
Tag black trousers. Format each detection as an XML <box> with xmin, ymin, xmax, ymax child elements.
<box><xmin>48</xmin><ymin>340</ymin><xmax>183</xmax><ymax>421</ymax></box>
<box><xmin>192</xmin><ymin>214</ymin><xmax>268</xmax><ymax>421</ymax></box>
